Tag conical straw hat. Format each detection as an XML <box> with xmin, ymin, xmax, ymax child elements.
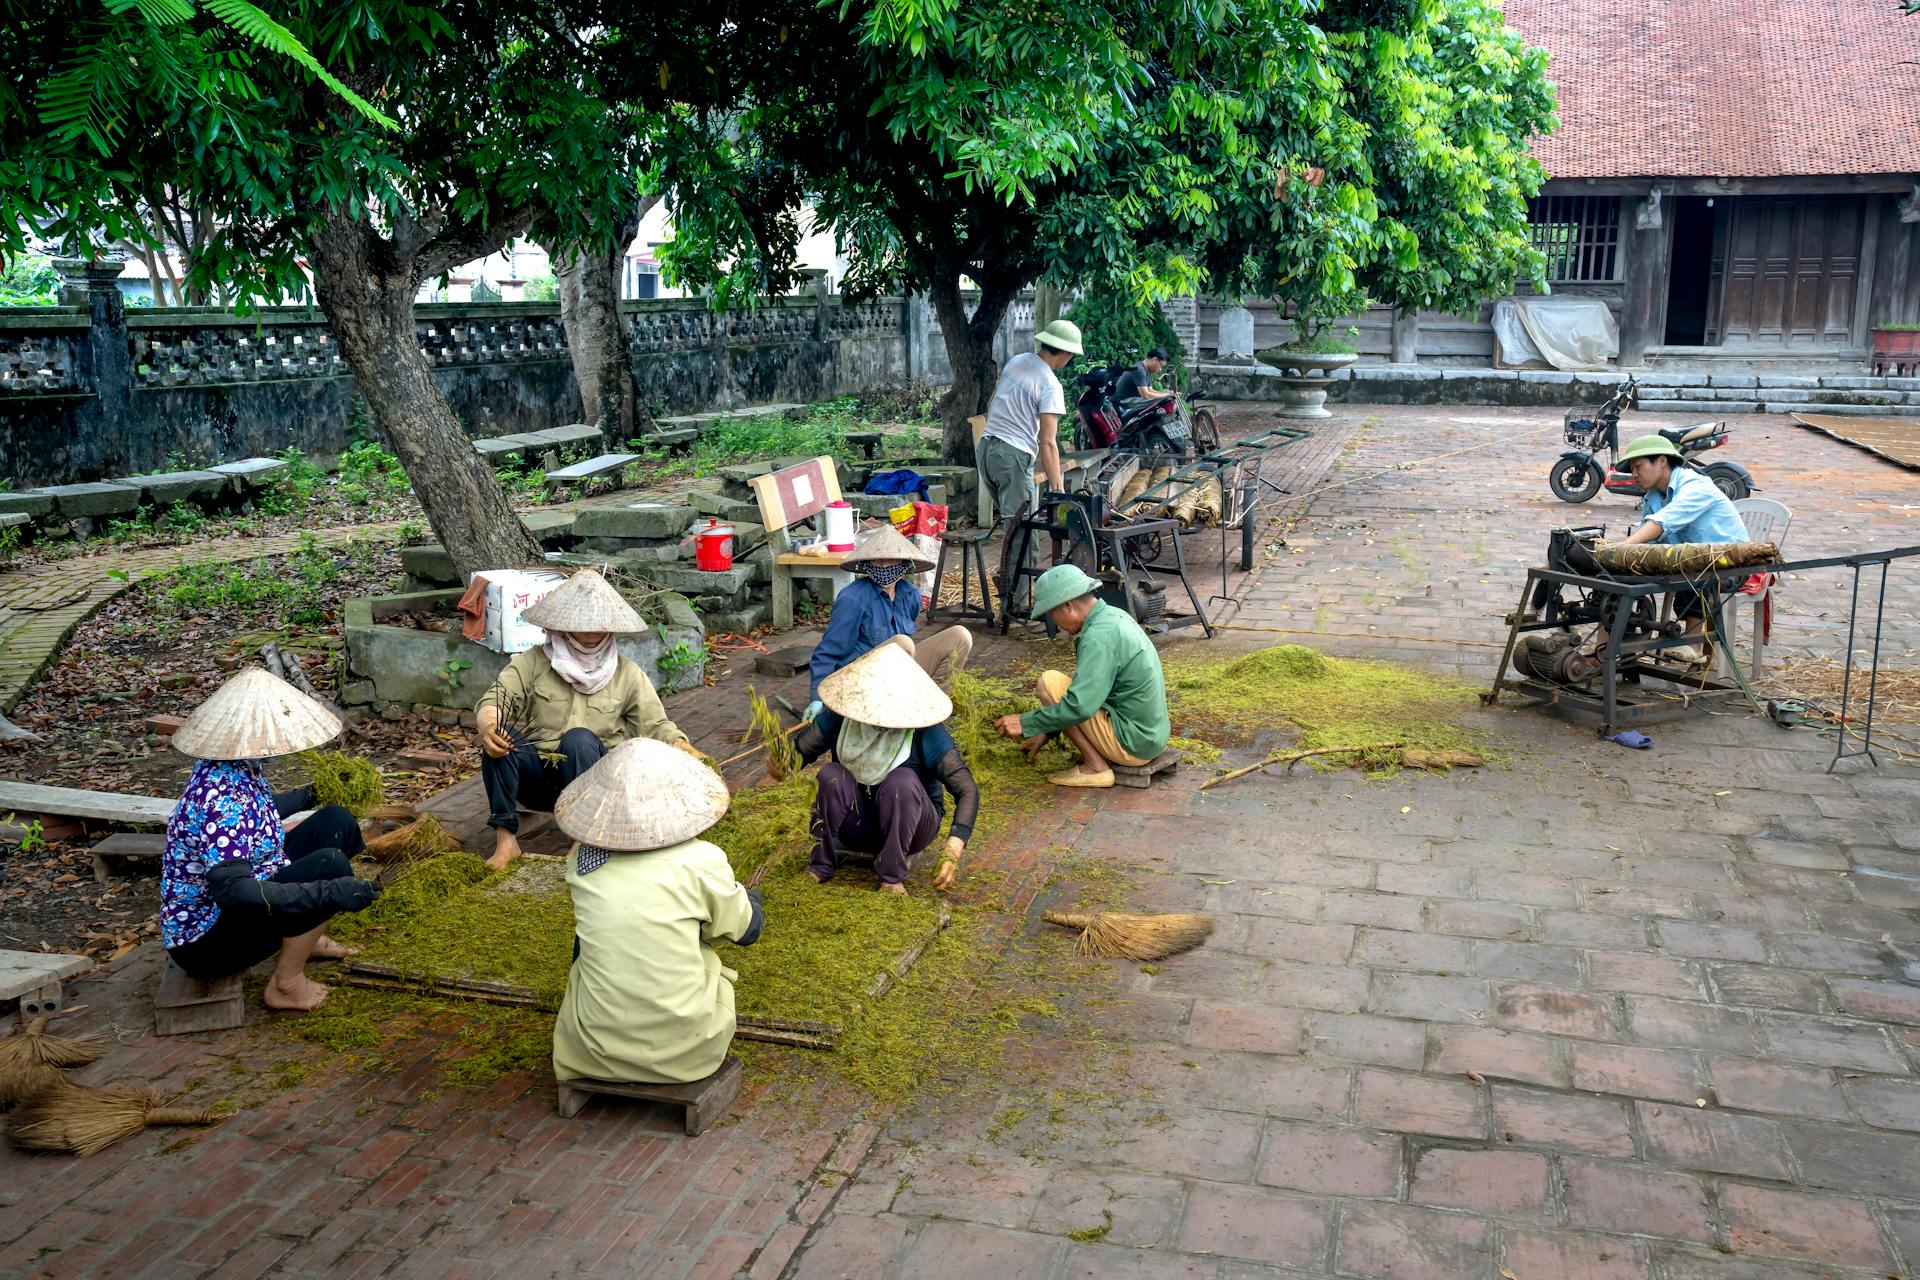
<box><xmin>841</xmin><ymin>525</ymin><xmax>935</xmax><ymax>573</ymax></box>
<box><xmin>819</xmin><ymin>640</ymin><xmax>952</xmax><ymax>729</ymax></box>
<box><xmin>519</xmin><ymin>569</ymin><xmax>647</xmax><ymax>634</ymax></box>
<box><xmin>171</xmin><ymin>667</ymin><xmax>343</xmax><ymax>760</ymax></box>
<box><xmin>554</xmin><ymin>738</ymin><xmax>729</xmax><ymax>851</ymax></box>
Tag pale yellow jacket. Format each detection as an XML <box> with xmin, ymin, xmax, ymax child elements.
<box><xmin>552</xmin><ymin>837</ymin><xmax>756</xmax><ymax>1085</ymax></box>
<box><xmin>477</xmin><ymin>648</ymin><xmax>687</xmax><ymax>753</ymax></box>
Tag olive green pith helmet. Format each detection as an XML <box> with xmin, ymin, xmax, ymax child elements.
<box><xmin>1617</xmin><ymin>434</ymin><xmax>1684</xmax><ymax>464</ymax></box>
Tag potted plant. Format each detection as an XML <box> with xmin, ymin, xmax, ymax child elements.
<box><xmin>1871</xmin><ymin>324</ymin><xmax>1920</xmax><ymax>377</ymax></box>
<box><xmin>1255</xmin><ymin>320</ymin><xmax>1361</xmax><ymax>419</ymax></box>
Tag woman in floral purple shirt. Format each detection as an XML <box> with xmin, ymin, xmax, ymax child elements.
<box><xmin>162</xmin><ymin>669</ymin><xmax>381</xmax><ymax>1012</ymax></box>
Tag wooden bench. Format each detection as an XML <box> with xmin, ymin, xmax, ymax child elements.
<box><xmin>556</xmin><ymin>1057</ymin><xmax>742</xmax><ymax>1134</ymax></box>
<box><xmin>0</xmin><ymin>780</ymin><xmax>175</xmax><ymax>826</ymax></box>
<box><xmin>91</xmin><ymin>832</ymin><xmax>166</xmax><ymax>883</ymax></box>
<box><xmin>155</xmin><ymin>960</ymin><xmax>245</xmax><ymax>1036</ymax></box>
<box><xmin>750</xmin><ymin>455</ymin><xmax>855</xmax><ymax>629</ymax></box>
<box><xmin>1</xmin><ymin>949</ymin><xmax>90</xmax><ymax>1025</ymax></box>
<box><xmin>1112</xmin><ymin>749</ymin><xmax>1183</xmax><ymax>789</ymax></box>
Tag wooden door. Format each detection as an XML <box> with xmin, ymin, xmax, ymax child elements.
<box><xmin>1709</xmin><ymin>196</ymin><xmax>1865</xmax><ymax>345</ymax></box>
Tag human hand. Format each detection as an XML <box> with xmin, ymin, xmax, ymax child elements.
<box><xmin>673</xmin><ymin>738</ymin><xmax>705</xmax><ymax>760</ymax></box>
<box><xmin>933</xmin><ymin>837</ymin><xmax>963</xmax><ymax>891</ymax></box>
<box><xmin>994</xmin><ymin>714</ymin><xmax>1025</xmax><ymax>739</ymax></box>
<box><xmin>477</xmin><ymin>720</ymin><xmax>513</xmax><ymax>759</ymax></box>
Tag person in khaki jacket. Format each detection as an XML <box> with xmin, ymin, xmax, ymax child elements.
<box><xmin>551</xmin><ymin>738</ymin><xmax>765</xmax><ymax>1086</ymax></box>
<box><xmin>474</xmin><ymin>570</ymin><xmax>701</xmax><ymax>869</ymax></box>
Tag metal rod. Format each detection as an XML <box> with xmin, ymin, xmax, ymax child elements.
<box><xmin>1832</xmin><ymin>563</ymin><xmax>1864</xmax><ymax>771</ymax></box>
<box><xmin>1861</xmin><ymin>559</ymin><xmax>1890</xmax><ymax>766</ymax></box>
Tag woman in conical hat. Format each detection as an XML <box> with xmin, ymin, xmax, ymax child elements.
<box><xmin>549</xmin><ymin>739</ymin><xmax>765</xmax><ymax>1086</ymax></box>
<box><xmin>473</xmin><ymin>569</ymin><xmax>703</xmax><ymax>871</ymax></box>
<box><xmin>804</xmin><ymin>523</ymin><xmax>973</xmax><ymax>723</ymax></box>
<box><xmin>784</xmin><ymin>638</ymin><xmax>979</xmax><ymax>895</ymax></box>
<box><xmin>161</xmin><ymin>668</ymin><xmax>381</xmax><ymax>1013</ymax></box>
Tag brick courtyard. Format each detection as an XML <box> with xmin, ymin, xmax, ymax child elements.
<box><xmin>4</xmin><ymin>401</ymin><xmax>1920</xmax><ymax>1279</ymax></box>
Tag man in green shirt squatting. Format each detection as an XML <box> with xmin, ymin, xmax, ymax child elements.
<box><xmin>994</xmin><ymin>564</ymin><xmax>1171</xmax><ymax>789</ymax></box>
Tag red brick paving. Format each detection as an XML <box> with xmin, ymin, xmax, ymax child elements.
<box><xmin>6</xmin><ymin>402</ymin><xmax>1920</xmax><ymax>1277</ymax></box>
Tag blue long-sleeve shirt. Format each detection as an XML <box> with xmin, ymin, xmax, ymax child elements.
<box><xmin>808</xmin><ymin>578</ymin><xmax>922</xmax><ymax>700</ymax></box>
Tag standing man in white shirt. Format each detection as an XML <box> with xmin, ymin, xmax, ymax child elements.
<box><xmin>981</xmin><ymin>319</ymin><xmax>1081</xmax><ymax>611</ymax></box>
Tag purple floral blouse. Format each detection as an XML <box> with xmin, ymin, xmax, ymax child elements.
<box><xmin>161</xmin><ymin>759</ymin><xmax>286</xmax><ymax>947</ymax></box>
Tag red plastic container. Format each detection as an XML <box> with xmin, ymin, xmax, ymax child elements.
<box><xmin>694</xmin><ymin>519</ymin><xmax>735</xmax><ymax>571</ymax></box>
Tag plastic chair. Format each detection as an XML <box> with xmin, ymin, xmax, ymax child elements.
<box><xmin>1724</xmin><ymin>497</ymin><xmax>1793</xmax><ymax>675</ymax></box>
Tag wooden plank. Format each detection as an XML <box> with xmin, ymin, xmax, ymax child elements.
<box><xmin>0</xmin><ymin>949</ymin><xmax>90</xmax><ymax>1001</ymax></box>
<box><xmin>1112</xmin><ymin>749</ymin><xmax>1184</xmax><ymax>790</ymax></box>
<box><xmin>155</xmin><ymin>961</ymin><xmax>245</xmax><ymax>1035</ymax></box>
<box><xmin>0</xmin><ymin>780</ymin><xmax>174</xmax><ymax>825</ymax></box>
<box><xmin>557</xmin><ymin>1057</ymin><xmax>741</xmax><ymax>1133</ymax></box>
<box><xmin>415</xmin><ymin>776</ymin><xmax>565</xmax><ymax>857</ymax></box>
<box><xmin>90</xmin><ymin>831</ymin><xmax>166</xmax><ymax>883</ymax></box>
<box><xmin>774</xmin><ymin>552</ymin><xmax>848</xmax><ymax>568</ymax></box>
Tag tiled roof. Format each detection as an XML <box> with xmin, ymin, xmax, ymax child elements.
<box><xmin>1503</xmin><ymin>0</ymin><xmax>1920</xmax><ymax>178</ymax></box>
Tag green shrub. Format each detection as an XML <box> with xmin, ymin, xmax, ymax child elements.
<box><xmin>1064</xmin><ymin>280</ymin><xmax>1186</xmax><ymax>382</ymax></box>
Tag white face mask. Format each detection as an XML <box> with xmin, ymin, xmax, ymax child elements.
<box><xmin>836</xmin><ymin>717</ymin><xmax>913</xmax><ymax>786</ymax></box>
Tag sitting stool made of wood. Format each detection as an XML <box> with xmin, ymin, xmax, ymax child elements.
<box><xmin>555</xmin><ymin>1056</ymin><xmax>742</xmax><ymax>1135</ymax></box>
<box><xmin>927</xmin><ymin>528</ymin><xmax>996</xmax><ymax>626</ymax></box>
<box><xmin>1111</xmin><ymin>748</ymin><xmax>1183</xmax><ymax>790</ymax></box>
<box><xmin>155</xmin><ymin>959</ymin><xmax>246</xmax><ymax>1036</ymax></box>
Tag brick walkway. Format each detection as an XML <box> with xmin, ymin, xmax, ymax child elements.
<box><xmin>5</xmin><ymin>405</ymin><xmax>1920</xmax><ymax>1279</ymax></box>
<box><xmin>0</xmin><ymin>526</ymin><xmax>404</xmax><ymax>714</ymax></box>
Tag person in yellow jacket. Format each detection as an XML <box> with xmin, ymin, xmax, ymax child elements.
<box><xmin>550</xmin><ymin>737</ymin><xmax>765</xmax><ymax>1086</ymax></box>
<box><xmin>473</xmin><ymin>569</ymin><xmax>702</xmax><ymax>869</ymax></box>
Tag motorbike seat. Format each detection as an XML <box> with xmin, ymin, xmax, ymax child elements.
<box><xmin>1658</xmin><ymin>421</ymin><xmax>1723</xmax><ymax>446</ymax></box>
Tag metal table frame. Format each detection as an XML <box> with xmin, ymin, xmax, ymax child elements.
<box><xmin>1484</xmin><ymin>543</ymin><xmax>1920</xmax><ymax>769</ymax></box>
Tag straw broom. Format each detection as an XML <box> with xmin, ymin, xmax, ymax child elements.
<box><xmin>7</xmin><ymin>1078</ymin><xmax>219</xmax><ymax>1156</ymax></box>
<box><xmin>1041</xmin><ymin>910</ymin><xmax>1215</xmax><ymax>961</ymax></box>
<box><xmin>0</xmin><ymin>1064</ymin><xmax>65</xmax><ymax>1110</ymax></box>
<box><xmin>0</xmin><ymin>1016</ymin><xmax>105</xmax><ymax>1075</ymax></box>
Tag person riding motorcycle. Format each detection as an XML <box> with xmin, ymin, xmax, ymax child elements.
<box><xmin>1114</xmin><ymin>348</ymin><xmax>1175</xmax><ymax>405</ymax></box>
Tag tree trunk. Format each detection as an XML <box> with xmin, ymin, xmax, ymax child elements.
<box><xmin>552</xmin><ymin>196</ymin><xmax>658</xmax><ymax>441</ymax></box>
<box><xmin>929</xmin><ymin>272</ymin><xmax>1019</xmax><ymax>465</ymax></box>
<box><xmin>310</xmin><ymin>210</ymin><xmax>543</xmax><ymax>577</ymax></box>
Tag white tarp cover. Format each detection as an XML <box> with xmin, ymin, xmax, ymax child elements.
<box><xmin>1491</xmin><ymin>298</ymin><xmax>1619</xmax><ymax>371</ymax></box>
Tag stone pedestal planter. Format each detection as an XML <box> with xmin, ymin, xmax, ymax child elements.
<box><xmin>342</xmin><ymin>588</ymin><xmax>706</xmax><ymax>714</ymax></box>
<box><xmin>1254</xmin><ymin>349</ymin><xmax>1360</xmax><ymax>419</ymax></box>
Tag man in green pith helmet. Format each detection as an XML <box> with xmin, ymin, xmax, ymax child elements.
<box><xmin>1614</xmin><ymin>434</ymin><xmax>1750</xmax><ymax>664</ymax></box>
<box><xmin>993</xmin><ymin>564</ymin><xmax>1170</xmax><ymax>789</ymax></box>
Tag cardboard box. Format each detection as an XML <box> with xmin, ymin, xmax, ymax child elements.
<box><xmin>473</xmin><ymin>568</ymin><xmax>565</xmax><ymax>653</ymax></box>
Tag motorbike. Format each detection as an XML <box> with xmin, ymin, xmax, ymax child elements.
<box><xmin>1550</xmin><ymin>375</ymin><xmax>1756</xmax><ymax>503</ymax></box>
<box><xmin>1072</xmin><ymin>362</ymin><xmax>1217</xmax><ymax>458</ymax></box>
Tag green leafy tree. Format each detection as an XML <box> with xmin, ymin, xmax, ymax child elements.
<box><xmin>1064</xmin><ymin>281</ymin><xmax>1185</xmax><ymax>383</ymax></box>
<box><xmin>646</xmin><ymin>0</ymin><xmax>1552</xmax><ymax>461</ymax></box>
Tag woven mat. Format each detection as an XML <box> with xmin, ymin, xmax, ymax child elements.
<box><xmin>1792</xmin><ymin>413</ymin><xmax>1920</xmax><ymax>470</ymax></box>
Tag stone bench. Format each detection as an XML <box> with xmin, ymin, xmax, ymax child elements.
<box><xmin>529</xmin><ymin>424</ymin><xmax>605</xmax><ymax>450</ymax></box>
<box><xmin>556</xmin><ymin>1056</ymin><xmax>742</xmax><ymax>1134</ymax></box>
<box><xmin>37</xmin><ymin>482</ymin><xmax>142</xmax><ymax>519</ymax></box>
<box><xmin>0</xmin><ymin>512</ymin><xmax>28</xmax><ymax>532</ymax></box>
<box><xmin>209</xmin><ymin>456</ymin><xmax>291</xmax><ymax>491</ymax></box>
<box><xmin>634</xmin><ymin>427</ymin><xmax>701</xmax><ymax>455</ymax></box>
<box><xmin>126</xmin><ymin>470</ymin><xmax>233</xmax><ymax>506</ymax></box>
<box><xmin>473</xmin><ymin>433</ymin><xmax>547</xmax><ymax>461</ymax></box>
<box><xmin>155</xmin><ymin>960</ymin><xmax>245</xmax><ymax>1036</ymax></box>
<box><xmin>90</xmin><ymin>831</ymin><xmax>166</xmax><ymax>883</ymax></box>
<box><xmin>0</xmin><ymin>780</ymin><xmax>176</xmax><ymax>826</ymax></box>
<box><xmin>545</xmin><ymin>453</ymin><xmax>638</xmax><ymax>487</ymax></box>
<box><xmin>846</xmin><ymin>430</ymin><xmax>882</xmax><ymax>459</ymax></box>
<box><xmin>1</xmin><ymin>949</ymin><xmax>90</xmax><ymax>1024</ymax></box>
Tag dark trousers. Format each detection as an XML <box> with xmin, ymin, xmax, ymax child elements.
<box><xmin>165</xmin><ymin>804</ymin><xmax>365</xmax><ymax>980</ymax></box>
<box><xmin>481</xmin><ymin>727</ymin><xmax>606</xmax><ymax>832</ymax></box>
<box><xmin>809</xmin><ymin>763</ymin><xmax>939</xmax><ymax>886</ymax></box>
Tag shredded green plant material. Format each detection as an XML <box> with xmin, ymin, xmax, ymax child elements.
<box><xmin>296</xmin><ymin>750</ymin><xmax>386</xmax><ymax>817</ymax></box>
<box><xmin>1164</xmin><ymin>643</ymin><xmax>1487</xmax><ymax>771</ymax></box>
<box><xmin>1165</xmin><ymin>735</ymin><xmax>1222</xmax><ymax>763</ymax></box>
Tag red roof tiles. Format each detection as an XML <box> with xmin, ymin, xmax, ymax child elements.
<box><xmin>1502</xmin><ymin>0</ymin><xmax>1920</xmax><ymax>178</ymax></box>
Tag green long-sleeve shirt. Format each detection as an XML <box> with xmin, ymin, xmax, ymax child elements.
<box><xmin>1019</xmin><ymin>600</ymin><xmax>1170</xmax><ymax>761</ymax></box>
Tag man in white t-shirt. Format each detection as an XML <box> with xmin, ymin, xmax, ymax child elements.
<box><xmin>981</xmin><ymin>320</ymin><xmax>1080</xmax><ymax>611</ymax></box>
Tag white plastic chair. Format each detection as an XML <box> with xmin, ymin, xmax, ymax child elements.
<box><xmin>1723</xmin><ymin>497</ymin><xmax>1793</xmax><ymax>675</ymax></box>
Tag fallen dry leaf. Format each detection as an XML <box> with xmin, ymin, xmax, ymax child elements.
<box><xmin>1466</xmin><ymin>1071</ymin><xmax>1486</xmax><ymax>1084</ymax></box>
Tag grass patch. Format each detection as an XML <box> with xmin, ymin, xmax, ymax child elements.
<box><xmin>1165</xmin><ymin>643</ymin><xmax>1486</xmax><ymax>771</ymax></box>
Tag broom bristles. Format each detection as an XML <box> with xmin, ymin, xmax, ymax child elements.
<box><xmin>0</xmin><ymin>1016</ymin><xmax>105</xmax><ymax>1071</ymax></box>
<box><xmin>6</xmin><ymin>1079</ymin><xmax>218</xmax><ymax>1157</ymax></box>
<box><xmin>362</xmin><ymin>815</ymin><xmax>460</xmax><ymax>862</ymax></box>
<box><xmin>1042</xmin><ymin>910</ymin><xmax>1215</xmax><ymax>961</ymax></box>
<box><xmin>0</xmin><ymin>1063</ymin><xmax>65</xmax><ymax>1110</ymax></box>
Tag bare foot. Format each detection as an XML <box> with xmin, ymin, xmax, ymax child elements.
<box><xmin>879</xmin><ymin>882</ymin><xmax>907</xmax><ymax>895</ymax></box>
<box><xmin>1075</xmin><ymin>761</ymin><xmax>1109</xmax><ymax>777</ymax></box>
<box><xmin>263</xmin><ymin>974</ymin><xmax>332</xmax><ymax>1012</ymax></box>
<box><xmin>487</xmin><ymin>832</ymin><xmax>522</xmax><ymax>872</ymax></box>
<box><xmin>806</xmin><ymin>869</ymin><xmax>828</xmax><ymax>885</ymax></box>
<box><xmin>309</xmin><ymin>936</ymin><xmax>359</xmax><ymax>961</ymax></box>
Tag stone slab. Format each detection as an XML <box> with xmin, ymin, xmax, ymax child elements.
<box><xmin>90</xmin><ymin>831</ymin><xmax>165</xmax><ymax>883</ymax></box>
<box><xmin>0</xmin><ymin>513</ymin><xmax>28</xmax><ymax>531</ymax></box>
<box><xmin>522</xmin><ymin>509</ymin><xmax>579</xmax><ymax>545</ymax></box>
<box><xmin>207</xmin><ymin>457</ymin><xmax>291</xmax><ymax>489</ymax></box>
<box><xmin>659</xmin><ymin>403</ymin><xmax>804</xmax><ymax>428</ymax></box>
<box><xmin>0</xmin><ymin>491</ymin><xmax>57</xmax><ymax>519</ymax></box>
<box><xmin>473</xmin><ymin>436</ymin><xmax>536</xmax><ymax>459</ymax></box>
<box><xmin>0</xmin><ymin>780</ymin><xmax>175</xmax><ymax>825</ymax></box>
<box><xmin>38</xmin><ymin>481</ymin><xmax>142</xmax><ymax>518</ymax></box>
<box><xmin>572</xmin><ymin>503</ymin><xmax>698</xmax><ymax>541</ymax></box>
<box><xmin>127</xmin><ymin>470</ymin><xmax>233</xmax><ymax>506</ymax></box>
<box><xmin>688</xmin><ymin>490</ymin><xmax>764</xmax><ymax>522</ymax></box>
<box><xmin>0</xmin><ymin>949</ymin><xmax>90</xmax><ymax>1002</ymax></box>
<box><xmin>398</xmin><ymin>545</ymin><xmax>460</xmax><ymax>587</ymax></box>
<box><xmin>531</xmin><ymin>425</ymin><xmax>606</xmax><ymax>448</ymax></box>
<box><xmin>546</xmin><ymin>453</ymin><xmax>638</xmax><ymax>482</ymax></box>
<box><xmin>754</xmin><ymin>645</ymin><xmax>814</xmax><ymax>678</ymax></box>
<box><xmin>650</xmin><ymin>557</ymin><xmax>759</xmax><ymax>594</ymax></box>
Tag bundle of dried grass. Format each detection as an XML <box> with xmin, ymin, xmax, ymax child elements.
<box><xmin>1041</xmin><ymin>910</ymin><xmax>1214</xmax><ymax>961</ymax></box>
<box><xmin>0</xmin><ymin>1016</ymin><xmax>104</xmax><ymax>1076</ymax></box>
<box><xmin>6</xmin><ymin>1079</ymin><xmax>218</xmax><ymax>1156</ymax></box>
<box><xmin>1591</xmin><ymin>539</ymin><xmax>1779</xmax><ymax>575</ymax></box>
<box><xmin>0</xmin><ymin>1064</ymin><xmax>65</xmax><ymax>1110</ymax></box>
<box><xmin>749</xmin><ymin>688</ymin><xmax>802</xmax><ymax>781</ymax></box>
<box><xmin>363</xmin><ymin>815</ymin><xmax>461</xmax><ymax>862</ymax></box>
<box><xmin>296</xmin><ymin>750</ymin><xmax>386</xmax><ymax>817</ymax></box>
<box><xmin>1400</xmin><ymin>748</ymin><xmax>1485</xmax><ymax>771</ymax></box>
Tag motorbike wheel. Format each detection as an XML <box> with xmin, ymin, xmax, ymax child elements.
<box><xmin>1549</xmin><ymin>458</ymin><xmax>1603</xmax><ymax>503</ymax></box>
<box><xmin>1703</xmin><ymin>464</ymin><xmax>1751</xmax><ymax>501</ymax></box>
<box><xmin>1190</xmin><ymin>407</ymin><xmax>1221</xmax><ymax>454</ymax></box>
<box><xmin>1240</xmin><ymin>511</ymin><xmax>1257</xmax><ymax>570</ymax></box>
<box><xmin>1136</xmin><ymin>427</ymin><xmax>1181</xmax><ymax>460</ymax></box>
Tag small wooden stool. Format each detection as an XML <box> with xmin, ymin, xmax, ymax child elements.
<box><xmin>556</xmin><ymin>1056</ymin><xmax>742</xmax><ymax>1135</ymax></box>
<box><xmin>1112</xmin><ymin>749</ymin><xmax>1183</xmax><ymax>789</ymax></box>
<box><xmin>154</xmin><ymin>960</ymin><xmax>246</xmax><ymax>1036</ymax></box>
<box><xmin>928</xmin><ymin>528</ymin><xmax>996</xmax><ymax>626</ymax></box>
